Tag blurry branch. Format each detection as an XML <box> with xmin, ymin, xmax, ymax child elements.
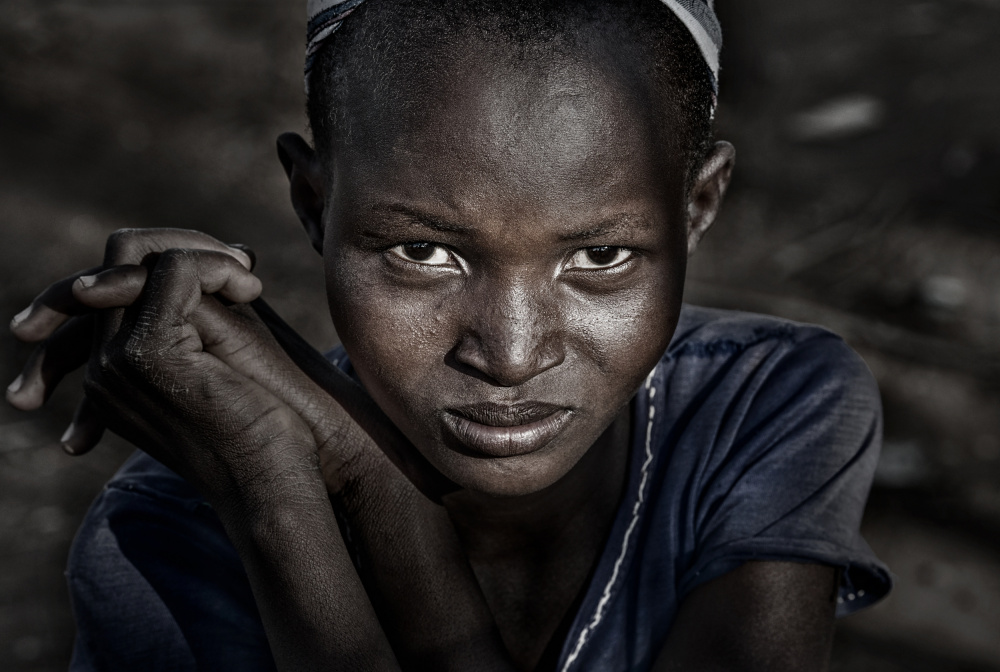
<box><xmin>686</xmin><ymin>280</ymin><xmax>1000</xmax><ymax>384</ymax></box>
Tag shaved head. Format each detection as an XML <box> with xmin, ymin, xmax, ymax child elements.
<box><xmin>306</xmin><ymin>0</ymin><xmax>716</xmax><ymax>189</ymax></box>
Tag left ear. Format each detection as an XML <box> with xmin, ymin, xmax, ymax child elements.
<box><xmin>686</xmin><ymin>141</ymin><xmax>735</xmax><ymax>256</ymax></box>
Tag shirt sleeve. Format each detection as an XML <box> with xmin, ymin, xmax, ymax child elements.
<box><xmin>66</xmin><ymin>451</ymin><xmax>276</xmax><ymax>671</ymax></box>
<box><xmin>676</xmin><ymin>333</ymin><xmax>892</xmax><ymax>616</ymax></box>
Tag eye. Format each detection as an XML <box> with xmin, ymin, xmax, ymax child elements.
<box><xmin>389</xmin><ymin>242</ymin><xmax>455</xmax><ymax>267</ymax></box>
<box><xmin>564</xmin><ymin>246</ymin><xmax>633</xmax><ymax>271</ymax></box>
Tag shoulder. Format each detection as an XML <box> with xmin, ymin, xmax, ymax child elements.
<box><xmin>642</xmin><ymin>306</ymin><xmax>889</xmax><ymax>615</ymax></box>
<box><xmin>662</xmin><ymin>304</ymin><xmax>880</xmax><ymax>418</ymax></box>
<box><xmin>653</xmin><ymin>305</ymin><xmax>882</xmax><ymax>490</ymax></box>
<box><xmin>669</xmin><ymin>303</ymin><xmax>865</xmax><ymax>363</ymax></box>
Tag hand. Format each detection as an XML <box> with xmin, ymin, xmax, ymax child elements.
<box><xmin>8</xmin><ymin>227</ymin><xmax>508</xmax><ymax>668</ymax></box>
<box><xmin>66</xmin><ymin>241</ymin><xmax>402</xmax><ymax>668</ymax></box>
<box><xmin>7</xmin><ymin>228</ymin><xmax>255</xmax><ymax>455</ymax></box>
<box><xmin>7</xmin><ymin>227</ymin><xmax>454</xmax><ymax>499</ymax></box>
<box><xmin>79</xmin><ymin>246</ymin><xmax>329</xmax><ymax>504</ymax></box>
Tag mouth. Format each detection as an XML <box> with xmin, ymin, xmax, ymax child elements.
<box><xmin>441</xmin><ymin>401</ymin><xmax>573</xmax><ymax>458</ymax></box>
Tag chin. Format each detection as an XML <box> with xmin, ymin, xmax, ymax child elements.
<box><xmin>422</xmin><ymin>438</ymin><xmax>589</xmax><ymax>498</ymax></box>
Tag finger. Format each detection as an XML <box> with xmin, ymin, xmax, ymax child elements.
<box><xmin>10</xmin><ymin>266</ymin><xmax>103</xmax><ymax>343</ymax></box>
<box><xmin>90</xmin><ymin>229</ymin><xmax>250</xmax><ymax>345</ymax></box>
<box><xmin>228</xmin><ymin>244</ymin><xmax>257</xmax><ymax>272</ymax></box>
<box><xmin>13</xmin><ymin>231</ymin><xmax>251</xmax><ymax>343</ymax></box>
<box><xmin>154</xmin><ymin>249</ymin><xmax>263</xmax><ymax>306</ymax></box>
<box><xmin>123</xmin><ymin>249</ymin><xmax>263</xmax><ymax>348</ymax></box>
<box><xmin>103</xmin><ymin>228</ymin><xmax>253</xmax><ymax>270</ymax></box>
<box><xmin>6</xmin><ymin>314</ymin><xmax>95</xmax><ymax>411</ymax></box>
<box><xmin>71</xmin><ymin>265</ymin><xmax>149</xmax><ymax>309</ymax></box>
<box><xmin>61</xmin><ymin>396</ymin><xmax>107</xmax><ymax>456</ymax></box>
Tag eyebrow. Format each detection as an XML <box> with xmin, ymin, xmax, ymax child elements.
<box><xmin>374</xmin><ymin>204</ymin><xmax>654</xmax><ymax>241</ymax></box>
<box><xmin>377</xmin><ymin>204</ymin><xmax>473</xmax><ymax>235</ymax></box>
<box><xmin>557</xmin><ymin>215</ymin><xmax>655</xmax><ymax>242</ymax></box>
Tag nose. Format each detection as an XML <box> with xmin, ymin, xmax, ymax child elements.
<box><xmin>452</xmin><ymin>276</ymin><xmax>565</xmax><ymax>387</ymax></box>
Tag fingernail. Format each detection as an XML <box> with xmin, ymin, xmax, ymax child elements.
<box><xmin>10</xmin><ymin>306</ymin><xmax>31</xmax><ymax>329</ymax></box>
<box><xmin>228</xmin><ymin>244</ymin><xmax>255</xmax><ymax>270</ymax></box>
<box><xmin>234</xmin><ymin>251</ymin><xmax>253</xmax><ymax>270</ymax></box>
<box><xmin>60</xmin><ymin>424</ymin><xmax>77</xmax><ymax>454</ymax></box>
<box><xmin>6</xmin><ymin>375</ymin><xmax>23</xmax><ymax>396</ymax></box>
<box><xmin>76</xmin><ymin>275</ymin><xmax>97</xmax><ymax>289</ymax></box>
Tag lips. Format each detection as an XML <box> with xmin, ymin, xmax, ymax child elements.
<box><xmin>442</xmin><ymin>401</ymin><xmax>573</xmax><ymax>458</ymax></box>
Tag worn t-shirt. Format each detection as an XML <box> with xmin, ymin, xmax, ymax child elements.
<box><xmin>65</xmin><ymin>305</ymin><xmax>891</xmax><ymax>671</ymax></box>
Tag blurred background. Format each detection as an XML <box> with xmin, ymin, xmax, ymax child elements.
<box><xmin>0</xmin><ymin>0</ymin><xmax>998</xmax><ymax>669</ymax></box>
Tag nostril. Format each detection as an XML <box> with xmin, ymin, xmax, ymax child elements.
<box><xmin>452</xmin><ymin>280</ymin><xmax>565</xmax><ymax>386</ymax></box>
<box><xmin>449</xmin><ymin>331</ymin><xmax>564</xmax><ymax>388</ymax></box>
<box><xmin>447</xmin><ymin>338</ymin><xmax>504</xmax><ymax>386</ymax></box>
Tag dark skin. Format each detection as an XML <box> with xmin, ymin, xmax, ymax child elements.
<box><xmin>7</xmin><ymin>24</ymin><xmax>837</xmax><ymax>672</ymax></box>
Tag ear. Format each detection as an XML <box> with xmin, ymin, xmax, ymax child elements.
<box><xmin>686</xmin><ymin>141</ymin><xmax>736</xmax><ymax>256</ymax></box>
<box><xmin>276</xmin><ymin>132</ymin><xmax>327</xmax><ymax>255</ymax></box>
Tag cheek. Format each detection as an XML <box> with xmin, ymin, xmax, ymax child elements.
<box><xmin>564</xmin><ymin>267</ymin><xmax>682</xmax><ymax>392</ymax></box>
<box><xmin>325</xmin><ymin>250</ymin><xmax>455</xmax><ymax>413</ymax></box>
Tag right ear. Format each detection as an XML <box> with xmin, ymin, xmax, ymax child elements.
<box><xmin>276</xmin><ymin>132</ymin><xmax>326</xmax><ymax>255</ymax></box>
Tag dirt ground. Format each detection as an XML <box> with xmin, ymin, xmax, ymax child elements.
<box><xmin>1</xmin><ymin>0</ymin><xmax>999</xmax><ymax>669</ymax></box>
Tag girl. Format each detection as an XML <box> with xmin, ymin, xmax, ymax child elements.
<box><xmin>7</xmin><ymin>1</ymin><xmax>890</xmax><ymax>669</ymax></box>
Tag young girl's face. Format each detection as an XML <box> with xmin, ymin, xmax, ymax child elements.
<box><xmin>321</xmin><ymin>42</ymin><xmax>691</xmax><ymax>497</ymax></box>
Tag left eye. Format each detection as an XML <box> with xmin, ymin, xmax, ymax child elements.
<box><xmin>564</xmin><ymin>246</ymin><xmax>633</xmax><ymax>270</ymax></box>
<box><xmin>389</xmin><ymin>242</ymin><xmax>454</xmax><ymax>266</ymax></box>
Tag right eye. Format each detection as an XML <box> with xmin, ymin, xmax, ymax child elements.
<box><xmin>389</xmin><ymin>242</ymin><xmax>455</xmax><ymax>267</ymax></box>
<box><xmin>563</xmin><ymin>246</ymin><xmax>634</xmax><ymax>271</ymax></box>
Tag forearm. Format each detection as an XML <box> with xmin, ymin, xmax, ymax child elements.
<box><xmin>247</xmin><ymin>301</ymin><xmax>514</xmax><ymax>669</ymax></box>
<box><xmin>337</xmin><ymin>457</ymin><xmax>516</xmax><ymax>671</ymax></box>
<box><xmin>211</xmin><ymin>452</ymin><xmax>400</xmax><ymax>672</ymax></box>
<box><xmin>197</xmin><ymin>301</ymin><xmax>513</xmax><ymax>668</ymax></box>
<box><xmin>654</xmin><ymin>562</ymin><xmax>837</xmax><ymax>672</ymax></box>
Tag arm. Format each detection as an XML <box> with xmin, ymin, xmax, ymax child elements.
<box><xmin>655</xmin><ymin>561</ymin><xmax>838</xmax><ymax>672</ymax></box>
<box><xmin>196</xmin><ymin>296</ymin><xmax>515</xmax><ymax>670</ymax></box>
<box><xmin>653</xmin><ymin>326</ymin><xmax>887</xmax><ymax>671</ymax></box>
<box><xmin>8</xmin><ymin>230</ymin><xmax>515</xmax><ymax>670</ymax></box>
<box><xmin>77</xmin><ymin>247</ymin><xmax>400</xmax><ymax>670</ymax></box>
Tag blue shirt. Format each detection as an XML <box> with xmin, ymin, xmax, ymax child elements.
<box><xmin>65</xmin><ymin>305</ymin><xmax>891</xmax><ymax>671</ymax></box>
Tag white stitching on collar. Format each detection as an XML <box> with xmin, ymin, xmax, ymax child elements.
<box><xmin>560</xmin><ymin>364</ymin><xmax>660</xmax><ymax>672</ymax></box>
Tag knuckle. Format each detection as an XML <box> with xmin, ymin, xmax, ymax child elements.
<box><xmin>93</xmin><ymin>329</ymin><xmax>152</xmax><ymax>378</ymax></box>
<box><xmin>121</xmin><ymin>336</ymin><xmax>147</xmax><ymax>369</ymax></box>
<box><xmin>158</xmin><ymin>247</ymin><xmax>196</xmax><ymax>269</ymax></box>
<box><xmin>151</xmin><ymin>248</ymin><xmax>199</xmax><ymax>286</ymax></box>
<box><xmin>105</xmin><ymin>228</ymin><xmax>145</xmax><ymax>265</ymax></box>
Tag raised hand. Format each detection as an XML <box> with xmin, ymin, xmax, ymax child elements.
<box><xmin>6</xmin><ymin>228</ymin><xmax>514</xmax><ymax>670</ymax></box>
<box><xmin>7</xmin><ymin>228</ymin><xmax>255</xmax><ymax>455</ymax></box>
<box><xmin>79</xmin><ymin>244</ymin><xmax>405</xmax><ymax>669</ymax></box>
<box><xmin>75</xmin><ymin>242</ymin><xmax>511</xmax><ymax>669</ymax></box>
<box><xmin>7</xmin><ymin>227</ymin><xmax>454</xmax><ymax>499</ymax></box>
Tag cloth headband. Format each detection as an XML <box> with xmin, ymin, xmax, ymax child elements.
<box><xmin>305</xmin><ymin>0</ymin><xmax>721</xmax><ymax>95</ymax></box>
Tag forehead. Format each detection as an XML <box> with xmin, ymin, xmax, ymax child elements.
<box><xmin>329</xmin><ymin>32</ymin><xmax>685</xmax><ymax>220</ymax></box>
